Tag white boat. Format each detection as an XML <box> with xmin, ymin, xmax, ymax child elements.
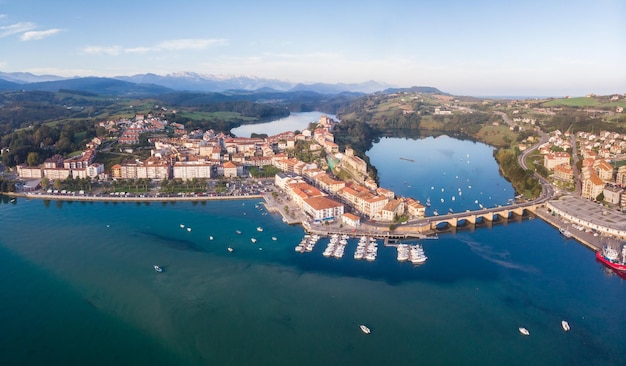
<box><xmin>209</xmin><ymin>236</ymin><xmax>214</xmax><ymax>240</ymax></box>
<box><xmin>187</xmin><ymin>227</ymin><xmax>192</xmax><ymax>232</ymax></box>
<box><xmin>236</xmin><ymin>230</ymin><xmax>242</xmax><ymax>234</ymax></box>
<box><xmin>227</xmin><ymin>247</ymin><xmax>234</xmax><ymax>252</ymax></box>
<box><xmin>251</xmin><ymin>238</ymin><xmax>257</xmax><ymax>243</ymax></box>
<box><xmin>360</xmin><ymin>325</ymin><xmax>371</xmax><ymax>334</ymax></box>
<box><xmin>180</xmin><ymin>224</ymin><xmax>185</xmax><ymax>228</ymax></box>
<box><xmin>257</xmin><ymin>227</ymin><xmax>263</xmax><ymax>232</ymax></box>
<box><xmin>154</xmin><ymin>265</ymin><xmax>163</xmax><ymax>273</ymax></box>
<box><xmin>559</xmin><ymin>227</ymin><xmax>573</xmax><ymax>238</ymax></box>
<box><xmin>519</xmin><ymin>327</ymin><xmax>530</xmax><ymax>336</ymax></box>
<box><xmin>561</xmin><ymin>320</ymin><xmax>570</xmax><ymax>332</ymax></box>
<box><xmin>272</xmin><ymin>237</ymin><xmax>277</xmax><ymax>241</ymax></box>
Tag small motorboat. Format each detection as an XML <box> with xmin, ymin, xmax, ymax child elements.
<box><xmin>236</xmin><ymin>230</ymin><xmax>242</xmax><ymax>234</ymax></box>
<box><xmin>360</xmin><ymin>325</ymin><xmax>371</xmax><ymax>334</ymax></box>
<box><xmin>519</xmin><ymin>327</ymin><xmax>529</xmax><ymax>336</ymax></box>
<box><xmin>227</xmin><ymin>247</ymin><xmax>234</xmax><ymax>252</ymax></box>
<box><xmin>154</xmin><ymin>265</ymin><xmax>163</xmax><ymax>273</ymax></box>
<box><xmin>251</xmin><ymin>238</ymin><xmax>257</xmax><ymax>243</ymax></box>
<box><xmin>209</xmin><ymin>236</ymin><xmax>214</xmax><ymax>240</ymax></box>
<box><xmin>272</xmin><ymin>237</ymin><xmax>277</xmax><ymax>241</ymax></box>
<box><xmin>257</xmin><ymin>227</ymin><xmax>263</xmax><ymax>232</ymax></box>
<box><xmin>561</xmin><ymin>320</ymin><xmax>570</xmax><ymax>332</ymax></box>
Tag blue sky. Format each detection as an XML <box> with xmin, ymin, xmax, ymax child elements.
<box><xmin>0</xmin><ymin>0</ymin><xmax>624</xmax><ymax>96</ymax></box>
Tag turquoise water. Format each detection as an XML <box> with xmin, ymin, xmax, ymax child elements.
<box><xmin>1</xmin><ymin>135</ymin><xmax>625</xmax><ymax>365</ymax></box>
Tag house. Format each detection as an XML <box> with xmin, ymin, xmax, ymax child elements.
<box><xmin>581</xmin><ymin>172</ymin><xmax>605</xmax><ymax>200</ymax></box>
<box><xmin>405</xmin><ymin>198</ymin><xmax>426</xmax><ymax>218</ymax></box>
<box><xmin>593</xmin><ymin>159</ymin><xmax>614</xmax><ymax>182</ymax></box>
<box><xmin>553</xmin><ymin>164</ymin><xmax>574</xmax><ymax>183</ymax></box>
<box><xmin>222</xmin><ymin>161</ymin><xmax>240</xmax><ymax>178</ymax></box>
<box><xmin>302</xmin><ymin>196</ymin><xmax>344</xmax><ymax>223</ymax></box>
<box><xmin>342</xmin><ymin>212</ymin><xmax>361</xmax><ymax>227</ymax></box>
<box><xmin>543</xmin><ymin>152</ymin><xmax>570</xmax><ymax>170</ymax></box>
<box><xmin>603</xmin><ymin>185</ymin><xmax>623</xmax><ymax>205</ymax></box>
<box><xmin>379</xmin><ymin>199</ymin><xmax>405</xmax><ymax>222</ymax></box>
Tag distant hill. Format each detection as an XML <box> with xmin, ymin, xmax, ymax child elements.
<box><xmin>0</xmin><ymin>71</ymin><xmax>66</xmax><ymax>84</ymax></box>
<box><xmin>17</xmin><ymin>77</ymin><xmax>173</xmax><ymax>96</ymax></box>
<box><xmin>0</xmin><ymin>70</ymin><xmax>446</xmax><ymax>96</ymax></box>
<box><xmin>380</xmin><ymin>86</ymin><xmax>447</xmax><ymax>95</ymax></box>
<box><xmin>0</xmin><ymin>78</ymin><xmax>20</xmax><ymax>91</ymax></box>
<box><xmin>115</xmin><ymin>72</ymin><xmax>294</xmax><ymax>93</ymax></box>
<box><xmin>290</xmin><ymin>80</ymin><xmax>392</xmax><ymax>94</ymax></box>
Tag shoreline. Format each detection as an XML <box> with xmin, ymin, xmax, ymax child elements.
<box><xmin>4</xmin><ymin>192</ymin><xmax>264</xmax><ymax>202</ymax></box>
<box><xmin>2</xmin><ymin>192</ymin><xmax>608</xmax><ymax>251</ymax></box>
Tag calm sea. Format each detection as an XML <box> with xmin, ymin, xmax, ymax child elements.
<box><xmin>1</xmin><ymin>135</ymin><xmax>625</xmax><ymax>365</ymax></box>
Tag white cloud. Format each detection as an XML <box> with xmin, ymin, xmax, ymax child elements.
<box><xmin>156</xmin><ymin>38</ymin><xmax>227</xmax><ymax>51</ymax></box>
<box><xmin>0</xmin><ymin>22</ymin><xmax>35</xmax><ymax>38</ymax></box>
<box><xmin>124</xmin><ymin>47</ymin><xmax>152</xmax><ymax>55</ymax></box>
<box><xmin>83</xmin><ymin>38</ymin><xmax>227</xmax><ymax>57</ymax></box>
<box><xmin>81</xmin><ymin>45</ymin><xmax>122</xmax><ymax>56</ymax></box>
<box><xmin>0</xmin><ymin>14</ymin><xmax>6</xmax><ymax>19</ymax></box>
<box><xmin>20</xmin><ymin>28</ymin><xmax>61</xmax><ymax>41</ymax></box>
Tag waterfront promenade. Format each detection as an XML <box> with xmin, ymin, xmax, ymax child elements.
<box><xmin>9</xmin><ymin>191</ymin><xmax>264</xmax><ymax>202</ymax></box>
<box><xmin>4</xmin><ymin>188</ymin><xmax>615</xmax><ymax>254</ymax></box>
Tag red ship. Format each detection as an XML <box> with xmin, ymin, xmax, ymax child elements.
<box><xmin>596</xmin><ymin>245</ymin><xmax>626</xmax><ymax>272</ymax></box>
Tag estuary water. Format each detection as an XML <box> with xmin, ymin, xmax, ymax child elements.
<box><xmin>231</xmin><ymin>111</ymin><xmax>336</xmax><ymax>137</ymax></box>
<box><xmin>1</xmin><ymin>135</ymin><xmax>625</xmax><ymax>365</ymax></box>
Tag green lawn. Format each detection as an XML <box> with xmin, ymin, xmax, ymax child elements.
<box><xmin>542</xmin><ymin>96</ymin><xmax>626</xmax><ymax>109</ymax></box>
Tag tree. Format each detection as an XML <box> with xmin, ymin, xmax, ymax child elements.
<box><xmin>26</xmin><ymin>152</ymin><xmax>40</xmax><ymax>166</ymax></box>
<box><xmin>53</xmin><ymin>179</ymin><xmax>62</xmax><ymax>190</ymax></box>
<box><xmin>41</xmin><ymin>177</ymin><xmax>50</xmax><ymax>189</ymax></box>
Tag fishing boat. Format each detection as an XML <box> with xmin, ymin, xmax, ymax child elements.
<box><xmin>518</xmin><ymin>327</ymin><xmax>529</xmax><ymax>336</ymax></box>
<box><xmin>596</xmin><ymin>244</ymin><xmax>626</xmax><ymax>271</ymax></box>
<box><xmin>360</xmin><ymin>325</ymin><xmax>371</xmax><ymax>334</ymax></box>
<box><xmin>154</xmin><ymin>265</ymin><xmax>163</xmax><ymax>273</ymax></box>
<box><xmin>561</xmin><ymin>320</ymin><xmax>570</xmax><ymax>332</ymax></box>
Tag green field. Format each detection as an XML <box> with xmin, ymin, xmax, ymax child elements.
<box><xmin>542</xmin><ymin>96</ymin><xmax>626</xmax><ymax>109</ymax></box>
<box><xmin>475</xmin><ymin>125</ymin><xmax>518</xmax><ymax>147</ymax></box>
<box><xmin>177</xmin><ymin>111</ymin><xmax>254</xmax><ymax>122</ymax></box>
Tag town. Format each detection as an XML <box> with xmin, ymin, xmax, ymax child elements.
<box><xmin>7</xmin><ymin>97</ymin><xmax>626</xmax><ymax>244</ymax></box>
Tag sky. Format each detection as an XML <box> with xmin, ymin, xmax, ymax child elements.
<box><xmin>0</xmin><ymin>0</ymin><xmax>624</xmax><ymax>96</ymax></box>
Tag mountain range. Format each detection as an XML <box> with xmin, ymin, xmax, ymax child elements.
<box><xmin>0</xmin><ymin>71</ymin><xmax>444</xmax><ymax>96</ymax></box>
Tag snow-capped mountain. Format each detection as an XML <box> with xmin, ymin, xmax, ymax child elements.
<box><xmin>0</xmin><ymin>70</ymin><xmax>396</xmax><ymax>94</ymax></box>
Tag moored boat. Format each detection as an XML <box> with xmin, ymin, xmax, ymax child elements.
<box><xmin>360</xmin><ymin>325</ymin><xmax>371</xmax><ymax>334</ymax></box>
<box><xmin>596</xmin><ymin>244</ymin><xmax>626</xmax><ymax>271</ymax></box>
<box><xmin>561</xmin><ymin>320</ymin><xmax>570</xmax><ymax>332</ymax></box>
<box><xmin>518</xmin><ymin>327</ymin><xmax>529</xmax><ymax>336</ymax></box>
<box><xmin>559</xmin><ymin>227</ymin><xmax>573</xmax><ymax>238</ymax></box>
<box><xmin>154</xmin><ymin>265</ymin><xmax>163</xmax><ymax>273</ymax></box>
<box><xmin>227</xmin><ymin>247</ymin><xmax>234</xmax><ymax>252</ymax></box>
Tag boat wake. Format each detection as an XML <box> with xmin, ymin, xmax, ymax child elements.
<box><xmin>461</xmin><ymin>238</ymin><xmax>536</xmax><ymax>273</ymax></box>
